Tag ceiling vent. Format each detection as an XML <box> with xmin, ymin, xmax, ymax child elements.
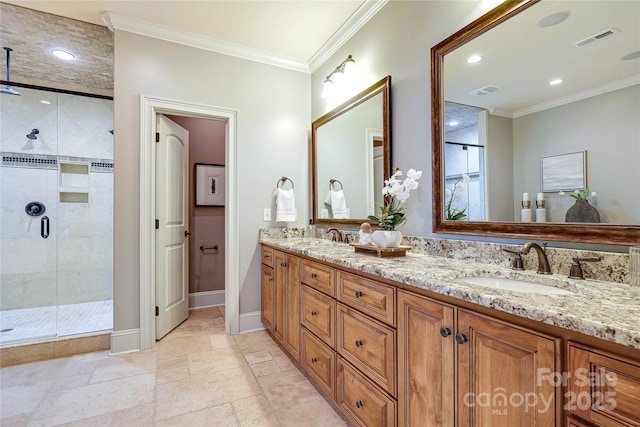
<box><xmin>469</xmin><ymin>85</ymin><xmax>501</xmax><ymax>96</ymax></box>
<box><xmin>574</xmin><ymin>27</ymin><xmax>620</xmax><ymax>48</ymax></box>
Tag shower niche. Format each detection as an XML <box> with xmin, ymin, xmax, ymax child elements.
<box><xmin>59</xmin><ymin>161</ymin><xmax>90</xmax><ymax>203</ymax></box>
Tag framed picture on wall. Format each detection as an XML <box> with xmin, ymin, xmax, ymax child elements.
<box><xmin>540</xmin><ymin>151</ymin><xmax>586</xmax><ymax>192</ymax></box>
<box><xmin>195</xmin><ymin>163</ymin><xmax>225</xmax><ymax>206</ymax></box>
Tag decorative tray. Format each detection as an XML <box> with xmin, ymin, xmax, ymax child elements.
<box><xmin>348</xmin><ymin>243</ymin><xmax>412</xmax><ymax>258</ymax></box>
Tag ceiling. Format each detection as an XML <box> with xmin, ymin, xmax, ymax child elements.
<box><xmin>444</xmin><ymin>0</ymin><xmax>640</xmax><ymax>131</ymax></box>
<box><xmin>3</xmin><ymin>0</ymin><xmax>368</xmax><ymax>65</ymax></box>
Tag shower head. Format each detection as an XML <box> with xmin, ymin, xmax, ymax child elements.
<box><xmin>27</xmin><ymin>129</ymin><xmax>39</xmax><ymax>140</ymax></box>
<box><xmin>2</xmin><ymin>47</ymin><xmax>21</xmax><ymax>96</ymax></box>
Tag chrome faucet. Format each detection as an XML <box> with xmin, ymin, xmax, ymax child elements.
<box><xmin>520</xmin><ymin>242</ymin><xmax>552</xmax><ymax>274</ymax></box>
<box><xmin>326</xmin><ymin>227</ymin><xmax>344</xmax><ymax>243</ymax></box>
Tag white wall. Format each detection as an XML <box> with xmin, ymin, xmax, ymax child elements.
<box><xmin>113</xmin><ymin>31</ymin><xmax>310</xmax><ymax>332</ymax></box>
<box><xmin>311</xmin><ymin>0</ymin><xmax>504</xmax><ymax>236</ymax></box>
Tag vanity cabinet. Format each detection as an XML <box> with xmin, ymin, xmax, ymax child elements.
<box><xmin>567</xmin><ymin>342</ymin><xmax>640</xmax><ymax>427</ymax></box>
<box><xmin>397</xmin><ymin>290</ymin><xmax>560</xmax><ymax>427</ymax></box>
<box><xmin>260</xmin><ymin>248</ymin><xmax>300</xmax><ymax>361</ymax></box>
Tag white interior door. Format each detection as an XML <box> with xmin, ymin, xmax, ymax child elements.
<box><xmin>156</xmin><ymin>115</ymin><xmax>189</xmax><ymax>339</ymax></box>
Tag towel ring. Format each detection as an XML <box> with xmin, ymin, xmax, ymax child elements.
<box><xmin>329</xmin><ymin>179</ymin><xmax>343</xmax><ymax>190</ymax></box>
<box><xmin>277</xmin><ymin>176</ymin><xmax>294</xmax><ymax>189</ymax></box>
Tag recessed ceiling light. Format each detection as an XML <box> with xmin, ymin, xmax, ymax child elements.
<box><xmin>466</xmin><ymin>55</ymin><xmax>482</xmax><ymax>64</ymax></box>
<box><xmin>40</xmin><ymin>100</ymin><xmax>51</xmax><ymax>105</ymax></box>
<box><xmin>622</xmin><ymin>50</ymin><xmax>640</xmax><ymax>61</ymax></box>
<box><xmin>51</xmin><ymin>49</ymin><xmax>75</xmax><ymax>60</ymax></box>
<box><xmin>537</xmin><ymin>11</ymin><xmax>570</xmax><ymax>28</ymax></box>
<box><xmin>447</xmin><ymin>120</ymin><xmax>460</xmax><ymax>126</ymax></box>
<box><xmin>549</xmin><ymin>79</ymin><xmax>564</xmax><ymax>86</ymax></box>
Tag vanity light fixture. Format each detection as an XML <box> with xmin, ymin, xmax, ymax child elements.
<box><xmin>321</xmin><ymin>55</ymin><xmax>356</xmax><ymax>99</ymax></box>
<box><xmin>51</xmin><ymin>49</ymin><xmax>75</xmax><ymax>60</ymax></box>
<box><xmin>549</xmin><ymin>78</ymin><xmax>564</xmax><ymax>86</ymax></box>
<box><xmin>466</xmin><ymin>55</ymin><xmax>482</xmax><ymax>64</ymax></box>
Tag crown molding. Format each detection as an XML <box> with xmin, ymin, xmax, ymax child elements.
<box><xmin>513</xmin><ymin>75</ymin><xmax>640</xmax><ymax>118</ymax></box>
<box><xmin>307</xmin><ymin>0</ymin><xmax>389</xmax><ymax>73</ymax></box>
<box><xmin>101</xmin><ymin>12</ymin><xmax>310</xmax><ymax>73</ymax></box>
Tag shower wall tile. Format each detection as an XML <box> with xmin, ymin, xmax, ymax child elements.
<box><xmin>58</xmin><ymin>269</ymin><xmax>113</xmax><ymax>304</ymax></box>
<box><xmin>0</xmin><ymin>237</ymin><xmax>57</xmax><ymax>275</ymax></box>
<box><xmin>0</xmin><ymin>272</ymin><xmax>57</xmax><ymax>310</ymax></box>
<box><xmin>0</xmin><ymin>203</ymin><xmax>58</xmax><ymax>240</ymax></box>
<box><xmin>57</xmin><ymin>237</ymin><xmax>92</xmax><ymax>271</ymax></box>
<box><xmin>0</xmin><ymin>88</ymin><xmax>59</xmax><ymax>156</ymax></box>
<box><xmin>90</xmin><ymin>236</ymin><xmax>113</xmax><ymax>270</ymax></box>
<box><xmin>89</xmin><ymin>173</ymin><xmax>113</xmax><ymax>205</ymax></box>
<box><xmin>0</xmin><ymin>167</ymin><xmax>58</xmax><ymax>208</ymax></box>
<box><xmin>58</xmin><ymin>95</ymin><xmax>114</xmax><ymax>160</ymax></box>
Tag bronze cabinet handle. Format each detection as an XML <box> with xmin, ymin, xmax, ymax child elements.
<box><xmin>455</xmin><ymin>333</ymin><xmax>468</xmax><ymax>344</ymax></box>
<box><xmin>355</xmin><ymin>290</ymin><xmax>363</xmax><ymax>298</ymax></box>
<box><xmin>355</xmin><ymin>400</ymin><xmax>364</xmax><ymax>408</ymax></box>
<box><xmin>440</xmin><ymin>327</ymin><xmax>451</xmax><ymax>337</ymax></box>
<box><xmin>355</xmin><ymin>339</ymin><xmax>363</xmax><ymax>347</ymax></box>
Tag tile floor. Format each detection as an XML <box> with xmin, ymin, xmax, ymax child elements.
<box><xmin>0</xmin><ymin>306</ymin><xmax>347</xmax><ymax>426</ymax></box>
<box><xmin>0</xmin><ymin>300</ymin><xmax>113</xmax><ymax>346</ymax></box>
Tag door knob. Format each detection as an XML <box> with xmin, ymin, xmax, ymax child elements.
<box><xmin>455</xmin><ymin>333</ymin><xmax>468</xmax><ymax>344</ymax></box>
<box><xmin>184</xmin><ymin>231</ymin><xmax>192</xmax><ymax>237</ymax></box>
<box><xmin>440</xmin><ymin>327</ymin><xmax>452</xmax><ymax>337</ymax></box>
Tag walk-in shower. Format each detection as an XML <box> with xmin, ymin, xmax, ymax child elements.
<box><xmin>0</xmin><ymin>86</ymin><xmax>114</xmax><ymax>346</ymax></box>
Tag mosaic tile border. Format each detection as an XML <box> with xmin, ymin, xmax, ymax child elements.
<box><xmin>1</xmin><ymin>152</ymin><xmax>113</xmax><ymax>172</ymax></box>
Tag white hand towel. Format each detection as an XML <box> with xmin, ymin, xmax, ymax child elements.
<box><xmin>329</xmin><ymin>189</ymin><xmax>349</xmax><ymax>219</ymax></box>
<box><xmin>275</xmin><ymin>188</ymin><xmax>297</xmax><ymax>222</ymax></box>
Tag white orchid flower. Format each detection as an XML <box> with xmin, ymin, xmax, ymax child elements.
<box><xmin>591</xmin><ymin>192</ymin><xmax>598</xmax><ymax>198</ymax></box>
<box><xmin>407</xmin><ymin>169</ymin><xmax>422</xmax><ymax>180</ymax></box>
<box><xmin>390</xmin><ymin>170</ymin><xmax>402</xmax><ymax>180</ymax></box>
<box><xmin>403</xmin><ymin>177</ymin><xmax>419</xmax><ymax>190</ymax></box>
<box><xmin>445</xmin><ymin>188</ymin><xmax>452</xmax><ymax>197</ymax></box>
<box><xmin>462</xmin><ymin>173</ymin><xmax>471</xmax><ymax>184</ymax></box>
<box><xmin>396</xmin><ymin>190</ymin><xmax>411</xmax><ymax>203</ymax></box>
<box><xmin>558</xmin><ymin>191</ymin><xmax>565</xmax><ymax>196</ymax></box>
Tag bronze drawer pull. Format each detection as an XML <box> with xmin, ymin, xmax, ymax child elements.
<box><xmin>355</xmin><ymin>339</ymin><xmax>363</xmax><ymax>347</ymax></box>
<box><xmin>311</xmin><ymin>357</ymin><xmax>317</xmax><ymax>363</ymax></box>
<box><xmin>455</xmin><ymin>333</ymin><xmax>468</xmax><ymax>344</ymax></box>
<box><xmin>355</xmin><ymin>290</ymin><xmax>363</xmax><ymax>298</ymax></box>
<box><xmin>439</xmin><ymin>327</ymin><xmax>451</xmax><ymax>337</ymax></box>
<box><xmin>355</xmin><ymin>400</ymin><xmax>364</xmax><ymax>408</ymax></box>
<box><xmin>311</xmin><ymin>310</ymin><xmax>318</xmax><ymax>316</ymax></box>
<box><xmin>311</xmin><ymin>273</ymin><xmax>318</xmax><ymax>278</ymax></box>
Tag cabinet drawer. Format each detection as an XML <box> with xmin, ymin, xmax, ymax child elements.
<box><xmin>301</xmin><ymin>285</ymin><xmax>336</xmax><ymax>348</ymax></box>
<box><xmin>337</xmin><ymin>357</ymin><xmax>396</xmax><ymax>427</ymax></box>
<box><xmin>568</xmin><ymin>343</ymin><xmax>640</xmax><ymax>427</ymax></box>
<box><xmin>300</xmin><ymin>327</ymin><xmax>335</xmax><ymax>401</ymax></box>
<box><xmin>301</xmin><ymin>260</ymin><xmax>335</xmax><ymax>297</ymax></box>
<box><xmin>566</xmin><ymin>416</ymin><xmax>595</xmax><ymax>427</ymax></box>
<box><xmin>337</xmin><ymin>271</ymin><xmax>395</xmax><ymax>326</ymax></box>
<box><xmin>337</xmin><ymin>304</ymin><xmax>396</xmax><ymax>396</ymax></box>
<box><xmin>261</xmin><ymin>246</ymin><xmax>274</xmax><ymax>268</ymax></box>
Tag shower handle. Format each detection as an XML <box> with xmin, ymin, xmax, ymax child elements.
<box><xmin>41</xmin><ymin>216</ymin><xmax>49</xmax><ymax>239</ymax></box>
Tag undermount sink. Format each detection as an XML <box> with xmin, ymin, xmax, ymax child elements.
<box><xmin>458</xmin><ymin>276</ymin><xmax>575</xmax><ymax>295</ymax></box>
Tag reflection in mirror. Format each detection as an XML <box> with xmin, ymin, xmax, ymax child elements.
<box><xmin>312</xmin><ymin>76</ymin><xmax>391</xmax><ymax>227</ymax></box>
<box><xmin>432</xmin><ymin>0</ymin><xmax>640</xmax><ymax>245</ymax></box>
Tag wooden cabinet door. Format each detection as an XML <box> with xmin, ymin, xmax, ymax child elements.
<box><xmin>457</xmin><ymin>310</ymin><xmax>560</xmax><ymax>427</ymax></box>
<box><xmin>397</xmin><ymin>291</ymin><xmax>455</xmax><ymax>427</ymax></box>
<box><xmin>300</xmin><ymin>327</ymin><xmax>336</xmax><ymax>400</ymax></box>
<box><xmin>272</xmin><ymin>251</ymin><xmax>286</xmax><ymax>344</ymax></box>
<box><xmin>337</xmin><ymin>357</ymin><xmax>396</xmax><ymax>427</ymax></box>
<box><xmin>284</xmin><ymin>254</ymin><xmax>300</xmax><ymax>361</ymax></box>
<box><xmin>260</xmin><ymin>264</ymin><xmax>274</xmax><ymax>333</ymax></box>
<box><xmin>301</xmin><ymin>285</ymin><xmax>336</xmax><ymax>348</ymax></box>
<box><xmin>567</xmin><ymin>342</ymin><xmax>640</xmax><ymax>427</ymax></box>
<box><xmin>337</xmin><ymin>303</ymin><xmax>396</xmax><ymax>396</ymax></box>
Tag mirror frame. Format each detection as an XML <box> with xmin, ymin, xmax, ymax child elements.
<box><xmin>312</xmin><ymin>75</ymin><xmax>392</xmax><ymax>228</ymax></box>
<box><xmin>431</xmin><ymin>0</ymin><xmax>639</xmax><ymax>246</ymax></box>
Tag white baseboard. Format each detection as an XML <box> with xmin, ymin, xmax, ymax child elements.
<box><xmin>189</xmin><ymin>290</ymin><xmax>225</xmax><ymax>309</ymax></box>
<box><xmin>110</xmin><ymin>328</ymin><xmax>140</xmax><ymax>355</ymax></box>
<box><xmin>239</xmin><ymin>310</ymin><xmax>265</xmax><ymax>333</ymax></box>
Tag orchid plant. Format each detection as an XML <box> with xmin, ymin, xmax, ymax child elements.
<box><xmin>445</xmin><ymin>173</ymin><xmax>470</xmax><ymax>221</ymax></box>
<box><xmin>368</xmin><ymin>168</ymin><xmax>422</xmax><ymax>230</ymax></box>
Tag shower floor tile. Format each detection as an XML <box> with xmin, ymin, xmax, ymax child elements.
<box><xmin>0</xmin><ymin>300</ymin><xmax>112</xmax><ymax>346</ymax></box>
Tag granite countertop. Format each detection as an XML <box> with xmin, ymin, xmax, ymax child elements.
<box><xmin>260</xmin><ymin>237</ymin><xmax>640</xmax><ymax>350</ymax></box>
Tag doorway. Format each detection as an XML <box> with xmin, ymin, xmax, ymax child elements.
<box><xmin>140</xmin><ymin>95</ymin><xmax>238</xmax><ymax>351</ymax></box>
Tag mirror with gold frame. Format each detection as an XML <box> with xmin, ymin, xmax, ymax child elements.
<box><xmin>312</xmin><ymin>76</ymin><xmax>391</xmax><ymax>227</ymax></box>
<box><xmin>431</xmin><ymin>0</ymin><xmax>639</xmax><ymax>245</ymax></box>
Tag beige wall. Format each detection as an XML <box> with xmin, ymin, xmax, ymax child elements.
<box><xmin>113</xmin><ymin>31</ymin><xmax>310</xmax><ymax>331</ymax></box>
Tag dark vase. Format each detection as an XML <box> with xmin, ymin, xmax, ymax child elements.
<box><xmin>565</xmin><ymin>199</ymin><xmax>600</xmax><ymax>223</ymax></box>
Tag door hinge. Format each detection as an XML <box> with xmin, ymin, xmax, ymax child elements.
<box><xmin>155</xmin><ymin>306</ymin><xmax>159</xmax><ymax>316</ymax></box>
<box><xmin>155</xmin><ymin>132</ymin><xmax>160</xmax><ymax>143</ymax></box>
<box><xmin>155</xmin><ymin>219</ymin><xmax>159</xmax><ymax>229</ymax></box>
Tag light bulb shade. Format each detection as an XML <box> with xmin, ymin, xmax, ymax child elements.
<box><xmin>321</xmin><ymin>78</ymin><xmax>333</xmax><ymax>99</ymax></box>
<box><xmin>332</xmin><ymin>69</ymin><xmax>344</xmax><ymax>87</ymax></box>
<box><xmin>343</xmin><ymin>56</ymin><xmax>356</xmax><ymax>76</ymax></box>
